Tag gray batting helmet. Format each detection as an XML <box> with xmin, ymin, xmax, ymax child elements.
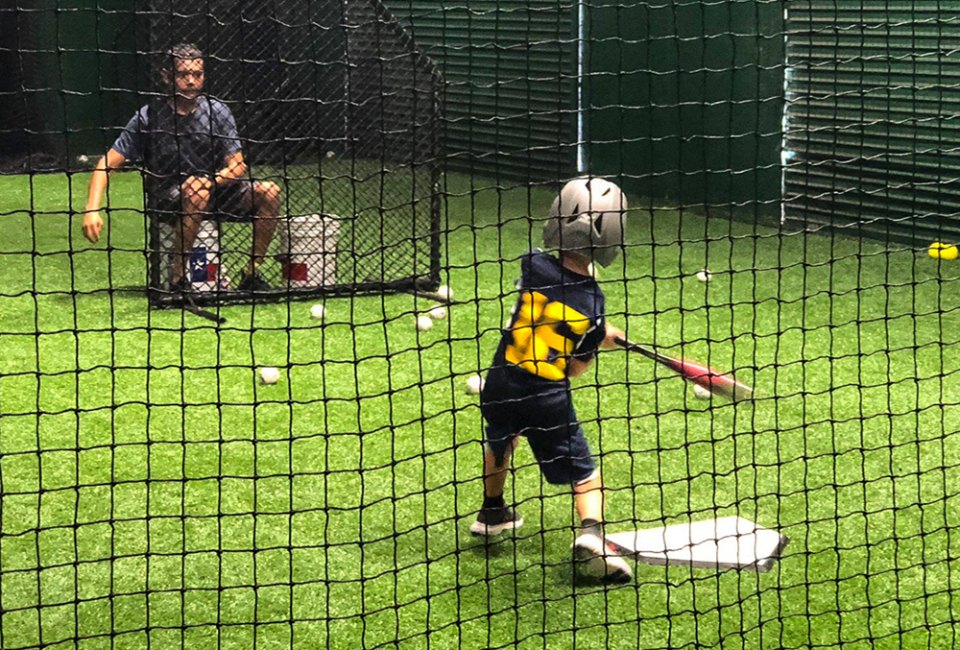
<box><xmin>543</xmin><ymin>176</ymin><xmax>628</xmax><ymax>267</ymax></box>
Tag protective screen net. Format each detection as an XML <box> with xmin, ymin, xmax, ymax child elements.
<box><xmin>136</xmin><ymin>0</ymin><xmax>443</xmax><ymax>304</ymax></box>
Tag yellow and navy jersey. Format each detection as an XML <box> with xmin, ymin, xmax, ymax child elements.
<box><xmin>490</xmin><ymin>250</ymin><xmax>606</xmax><ymax>386</ymax></box>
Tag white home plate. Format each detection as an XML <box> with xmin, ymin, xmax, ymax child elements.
<box><xmin>606</xmin><ymin>516</ymin><xmax>788</xmax><ymax>571</ymax></box>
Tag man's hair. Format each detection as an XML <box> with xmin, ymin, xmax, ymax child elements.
<box><xmin>157</xmin><ymin>43</ymin><xmax>204</xmax><ymax>90</ymax></box>
<box><xmin>166</xmin><ymin>43</ymin><xmax>204</xmax><ymax>68</ymax></box>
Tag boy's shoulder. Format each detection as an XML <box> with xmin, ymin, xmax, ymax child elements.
<box><xmin>519</xmin><ymin>250</ymin><xmax>604</xmax><ymax>306</ymax></box>
<box><xmin>520</xmin><ymin>249</ymin><xmax>561</xmax><ymax>281</ymax></box>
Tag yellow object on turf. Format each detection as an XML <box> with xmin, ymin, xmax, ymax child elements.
<box><xmin>929</xmin><ymin>242</ymin><xmax>959</xmax><ymax>260</ymax></box>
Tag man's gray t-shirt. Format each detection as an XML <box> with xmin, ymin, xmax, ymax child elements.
<box><xmin>112</xmin><ymin>97</ymin><xmax>242</xmax><ymax>194</ymax></box>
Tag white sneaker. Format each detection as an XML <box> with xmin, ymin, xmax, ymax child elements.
<box><xmin>573</xmin><ymin>532</ymin><xmax>633</xmax><ymax>583</ymax></box>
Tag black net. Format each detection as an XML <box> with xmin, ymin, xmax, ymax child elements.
<box><xmin>3</xmin><ymin>0</ymin><xmax>960</xmax><ymax>649</ymax></box>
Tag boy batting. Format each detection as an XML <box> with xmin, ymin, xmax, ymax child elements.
<box><xmin>472</xmin><ymin>176</ymin><xmax>633</xmax><ymax>584</ymax></box>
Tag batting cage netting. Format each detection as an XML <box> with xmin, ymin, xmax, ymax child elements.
<box><xmin>2</xmin><ymin>0</ymin><xmax>959</xmax><ymax>648</ymax></box>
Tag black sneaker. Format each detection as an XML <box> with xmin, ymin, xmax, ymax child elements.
<box><xmin>238</xmin><ymin>272</ymin><xmax>272</xmax><ymax>293</ymax></box>
<box><xmin>470</xmin><ymin>506</ymin><xmax>523</xmax><ymax>537</ymax></box>
<box><xmin>573</xmin><ymin>532</ymin><xmax>633</xmax><ymax>584</ymax></box>
<box><xmin>167</xmin><ymin>275</ymin><xmax>191</xmax><ymax>294</ymax></box>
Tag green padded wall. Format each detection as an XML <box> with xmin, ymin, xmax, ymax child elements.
<box><xmin>398</xmin><ymin>2</ymin><xmax>577</xmax><ymax>181</ymax></box>
<box><xmin>783</xmin><ymin>0</ymin><xmax>960</xmax><ymax>243</ymax></box>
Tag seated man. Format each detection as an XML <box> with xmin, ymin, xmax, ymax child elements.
<box><xmin>82</xmin><ymin>42</ymin><xmax>280</xmax><ymax>292</ymax></box>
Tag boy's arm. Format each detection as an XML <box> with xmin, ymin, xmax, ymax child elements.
<box><xmin>567</xmin><ymin>322</ymin><xmax>624</xmax><ymax>377</ymax></box>
<box><xmin>567</xmin><ymin>356</ymin><xmax>592</xmax><ymax>377</ymax></box>
<box><xmin>601</xmin><ymin>322</ymin><xmax>626</xmax><ymax>349</ymax></box>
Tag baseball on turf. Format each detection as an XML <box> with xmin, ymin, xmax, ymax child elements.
<box><xmin>929</xmin><ymin>241</ymin><xmax>959</xmax><ymax>261</ymax></box>
<box><xmin>693</xmin><ymin>384</ymin><xmax>712</xmax><ymax>400</ymax></box>
<box><xmin>259</xmin><ymin>367</ymin><xmax>280</xmax><ymax>385</ymax></box>
<box><xmin>416</xmin><ymin>315</ymin><xmax>434</xmax><ymax>332</ymax></box>
<box><xmin>696</xmin><ymin>269</ymin><xmax>712</xmax><ymax>283</ymax></box>
<box><xmin>465</xmin><ymin>374</ymin><xmax>484</xmax><ymax>395</ymax></box>
<box><xmin>429</xmin><ymin>305</ymin><xmax>447</xmax><ymax>320</ymax></box>
<box><xmin>310</xmin><ymin>304</ymin><xmax>327</xmax><ymax>320</ymax></box>
<box><xmin>436</xmin><ymin>285</ymin><xmax>453</xmax><ymax>302</ymax></box>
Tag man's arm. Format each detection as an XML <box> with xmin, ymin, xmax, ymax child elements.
<box><xmin>212</xmin><ymin>102</ymin><xmax>246</xmax><ymax>186</ymax></box>
<box><xmin>215</xmin><ymin>150</ymin><xmax>247</xmax><ymax>186</ymax></box>
<box><xmin>83</xmin><ymin>148</ymin><xmax>127</xmax><ymax>244</ymax></box>
<box><xmin>180</xmin><ymin>150</ymin><xmax>247</xmax><ymax>211</ymax></box>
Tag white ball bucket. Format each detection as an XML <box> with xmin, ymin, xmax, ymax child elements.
<box><xmin>278</xmin><ymin>214</ymin><xmax>339</xmax><ymax>288</ymax></box>
<box><xmin>157</xmin><ymin>220</ymin><xmax>222</xmax><ymax>292</ymax></box>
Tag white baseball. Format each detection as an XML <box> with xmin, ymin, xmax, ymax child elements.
<box><xmin>587</xmin><ymin>262</ymin><xmax>597</xmax><ymax>278</ymax></box>
<box><xmin>416</xmin><ymin>315</ymin><xmax>434</xmax><ymax>332</ymax></box>
<box><xmin>77</xmin><ymin>154</ymin><xmax>89</xmax><ymax>164</ymax></box>
<box><xmin>466</xmin><ymin>374</ymin><xmax>484</xmax><ymax>395</ymax></box>
<box><xmin>693</xmin><ymin>384</ymin><xmax>712</xmax><ymax>400</ymax></box>
<box><xmin>696</xmin><ymin>269</ymin><xmax>712</xmax><ymax>283</ymax></box>
<box><xmin>436</xmin><ymin>285</ymin><xmax>453</xmax><ymax>302</ymax></box>
<box><xmin>310</xmin><ymin>304</ymin><xmax>326</xmax><ymax>320</ymax></box>
<box><xmin>429</xmin><ymin>305</ymin><xmax>447</xmax><ymax>320</ymax></box>
<box><xmin>259</xmin><ymin>367</ymin><xmax>280</xmax><ymax>385</ymax></box>
<box><xmin>326</xmin><ymin>150</ymin><xmax>336</xmax><ymax>158</ymax></box>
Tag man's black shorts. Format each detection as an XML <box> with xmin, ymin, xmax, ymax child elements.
<box><xmin>148</xmin><ymin>180</ymin><xmax>257</xmax><ymax>224</ymax></box>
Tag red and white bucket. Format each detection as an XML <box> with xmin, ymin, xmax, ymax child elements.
<box><xmin>158</xmin><ymin>220</ymin><xmax>222</xmax><ymax>292</ymax></box>
<box><xmin>278</xmin><ymin>214</ymin><xmax>339</xmax><ymax>288</ymax></box>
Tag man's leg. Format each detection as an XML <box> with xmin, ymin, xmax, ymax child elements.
<box><xmin>172</xmin><ymin>176</ymin><xmax>213</xmax><ymax>286</ymax></box>
<box><xmin>247</xmin><ymin>180</ymin><xmax>281</xmax><ymax>276</ymax></box>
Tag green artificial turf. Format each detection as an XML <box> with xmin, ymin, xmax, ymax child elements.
<box><xmin>1</xmin><ymin>169</ymin><xmax>960</xmax><ymax>649</ymax></box>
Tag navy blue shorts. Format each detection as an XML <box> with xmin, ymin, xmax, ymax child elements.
<box><xmin>480</xmin><ymin>369</ymin><xmax>596</xmax><ymax>486</ymax></box>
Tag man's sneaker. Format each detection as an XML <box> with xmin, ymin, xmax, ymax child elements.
<box><xmin>238</xmin><ymin>272</ymin><xmax>272</xmax><ymax>293</ymax></box>
<box><xmin>573</xmin><ymin>532</ymin><xmax>633</xmax><ymax>584</ymax></box>
<box><xmin>470</xmin><ymin>506</ymin><xmax>523</xmax><ymax>537</ymax></box>
<box><xmin>167</xmin><ymin>275</ymin><xmax>191</xmax><ymax>294</ymax></box>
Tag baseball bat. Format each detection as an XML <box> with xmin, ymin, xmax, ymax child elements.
<box><xmin>183</xmin><ymin>292</ymin><xmax>227</xmax><ymax>325</ymax></box>
<box><xmin>614</xmin><ymin>336</ymin><xmax>753</xmax><ymax>402</ymax></box>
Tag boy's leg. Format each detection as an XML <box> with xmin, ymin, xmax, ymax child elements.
<box><xmin>482</xmin><ymin>436</ymin><xmax>519</xmax><ymax>501</ymax></box>
<box><xmin>521</xmin><ymin>395</ymin><xmax>633</xmax><ymax>583</ymax></box>
<box><xmin>573</xmin><ymin>472</ymin><xmax>604</xmax><ymax>524</ymax></box>
<box><xmin>470</xmin><ymin>437</ymin><xmax>524</xmax><ymax>537</ymax></box>
<box><xmin>571</xmin><ymin>471</ymin><xmax>632</xmax><ymax>584</ymax></box>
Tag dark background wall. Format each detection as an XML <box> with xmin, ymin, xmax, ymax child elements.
<box><xmin>3</xmin><ymin>0</ymin><xmax>786</xmax><ymax>218</ymax></box>
<box><xmin>0</xmin><ymin>0</ymin><xmax>138</xmax><ymax>168</ymax></box>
